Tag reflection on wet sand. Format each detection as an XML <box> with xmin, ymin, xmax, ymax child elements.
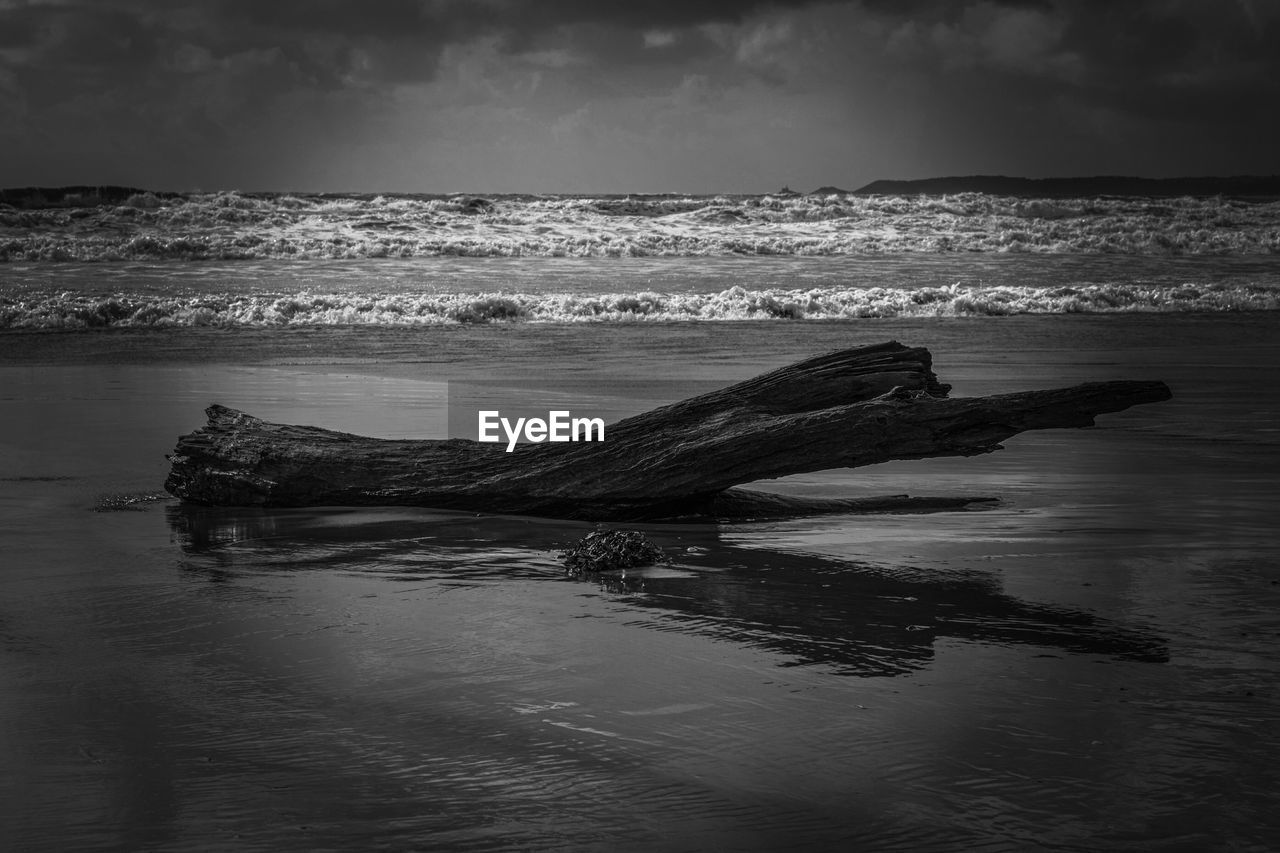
<box><xmin>169</xmin><ymin>504</ymin><xmax>1167</xmax><ymax>677</ymax></box>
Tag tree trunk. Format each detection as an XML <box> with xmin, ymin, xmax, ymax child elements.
<box><xmin>164</xmin><ymin>341</ymin><xmax>1172</xmax><ymax>520</ymax></box>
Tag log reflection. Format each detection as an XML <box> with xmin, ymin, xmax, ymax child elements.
<box><xmin>168</xmin><ymin>504</ymin><xmax>1167</xmax><ymax>677</ymax></box>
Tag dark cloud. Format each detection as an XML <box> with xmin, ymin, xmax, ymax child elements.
<box><xmin>0</xmin><ymin>0</ymin><xmax>1275</xmax><ymax>190</ymax></box>
<box><xmin>1</xmin><ymin>0</ymin><xmax>850</xmax><ymax>77</ymax></box>
<box><xmin>868</xmin><ymin>0</ymin><xmax>1279</xmax><ymax>127</ymax></box>
<box><xmin>487</xmin><ymin>0</ymin><xmax>845</xmax><ymax>32</ymax></box>
<box><xmin>212</xmin><ymin>0</ymin><xmax>442</xmax><ymax>38</ymax></box>
<box><xmin>206</xmin><ymin>0</ymin><xmax>832</xmax><ymax>40</ymax></box>
<box><xmin>0</xmin><ymin>3</ymin><xmax>159</xmax><ymax>68</ymax></box>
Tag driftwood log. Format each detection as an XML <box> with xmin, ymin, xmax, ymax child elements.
<box><xmin>164</xmin><ymin>341</ymin><xmax>1172</xmax><ymax>521</ymax></box>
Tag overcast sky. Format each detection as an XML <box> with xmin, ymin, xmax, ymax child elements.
<box><xmin>1</xmin><ymin>0</ymin><xmax>1276</xmax><ymax>193</ymax></box>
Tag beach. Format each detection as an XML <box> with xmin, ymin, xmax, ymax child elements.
<box><xmin>3</xmin><ymin>304</ymin><xmax>1279</xmax><ymax>850</ymax></box>
<box><xmin>4</xmin><ymin>0</ymin><xmax>1279</xmax><ymax>844</ymax></box>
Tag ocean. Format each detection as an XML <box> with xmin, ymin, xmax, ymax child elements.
<box><xmin>2</xmin><ymin>191</ymin><xmax>1279</xmax><ymax>851</ymax></box>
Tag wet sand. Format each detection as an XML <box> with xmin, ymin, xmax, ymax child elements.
<box><xmin>2</xmin><ymin>315</ymin><xmax>1279</xmax><ymax>851</ymax></box>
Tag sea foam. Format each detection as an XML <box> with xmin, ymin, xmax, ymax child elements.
<box><xmin>3</xmin><ymin>282</ymin><xmax>1277</xmax><ymax>329</ymax></box>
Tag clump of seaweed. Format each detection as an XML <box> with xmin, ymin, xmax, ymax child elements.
<box><xmin>92</xmin><ymin>491</ymin><xmax>169</xmax><ymax>512</ymax></box>
<box><xmin>560</xmin><ymin>529</ymin><xmax>669</xmax><ymax>576</ymax></box>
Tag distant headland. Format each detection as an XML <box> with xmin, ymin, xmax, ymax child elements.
<box><xmin>0</xmin><ymin>185</ymin><xmax>178</xmax><ymax>209</ymax></box>
<box><xmin>848</xmin><ymin>175</ymin><xmax>1280</xmax><ymax>198</ymax></box>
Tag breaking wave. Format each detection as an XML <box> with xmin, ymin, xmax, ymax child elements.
<box><xmin>3</xmin><ymin>191</ymin><xmax>1279</xmax><ymax>260</ymax></box>
<box><xmin>3</xmin><ymin>282</ymin><xmax>1276</xmax><ymax>328</ymax></box>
